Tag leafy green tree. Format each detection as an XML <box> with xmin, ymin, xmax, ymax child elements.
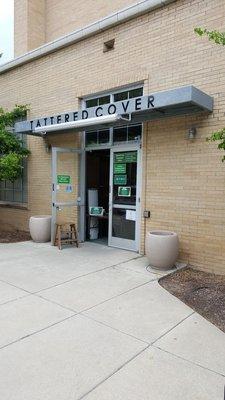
<box><xmin>195</xmin><ymin>28</ymin><xmax>225</xmax><ymax>161</ymax></box>
<box><xmin>195</xmin><ymin>28</ymin><xmax>225</xmax><ymax>46</ymax></box>
<box><xmin>0</xmin><ymin>105</ymin><xmax>30</xmax><ymax>181</ymax></box>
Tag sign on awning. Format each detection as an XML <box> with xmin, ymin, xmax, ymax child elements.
<box><xmin>15</xmin><ymin>86</ymin><xmax>213</xmax><ymax>135</ymax></box>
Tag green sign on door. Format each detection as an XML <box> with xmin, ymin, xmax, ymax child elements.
<box><xmin>124</xmin><ymin>152</ymin><xmax>137</xmax><ymax>163</ymax></box>
<box><xmin>114</xmin><ymin>152</ymin><xmax>137</xmax><ymax>164</ymax></box>
<box><xmin>114</xmin><ymin>175</ymin><xmax>127</xmax><ymax>185</ymax></box>
<box><xmin>89</xmin><ymin>207</ymin><xmax>104</xmax><ymax>216</ymax></box>
<box><xmin>57</xmin><ymin>175</ymin><xmax>71</xmax><ymax>184</ymax></box>
<box><xmin>114</xmin><ymin>163</ymin><xmax>126</xmax><ymax>174</ymax></box>
<box><xmin>118</xmin><ymin>186</ymin><xmax>131</xmax><ymax>197</ymax></box>
<box><xmin>114</xmin><ymin>153</ymin><xmax>126</xmax><ymax>163</ymax></box>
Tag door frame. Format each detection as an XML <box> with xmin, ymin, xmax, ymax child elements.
<box><xmin>108</xmin><ymin>143</ymin><xmax>142</xmax><ymax>252</ymax></box>
<box><xmin>51</xmin><ymin>146</ymin><xmax>85</xmax><ymax>244</ymax></box>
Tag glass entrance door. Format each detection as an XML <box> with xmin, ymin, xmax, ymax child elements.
<box><xmin>51</xmin><ymin>147</ymin><xmax>85</xmax><ymax>244</ymax></box>
<box><xmin>108</xmin><ymin>146</ymin><xmax>141</xmax><ymax>251</ymax></box>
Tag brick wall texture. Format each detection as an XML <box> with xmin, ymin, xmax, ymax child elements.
<box><xmin>14</xmin><ymin>0</ymin><xmax>136</xmax><ymax>56</ymax></box>
<box><xmin>14</xmin><ymin>0</ymin><xmax>46</xmax><ymax>56</ymax></box>
<box><xmin>1</xmin><ymin>0</ymin><xmax>225</xmax><ymax>274</ymax></box>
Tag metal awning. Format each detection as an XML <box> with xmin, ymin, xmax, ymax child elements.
<box><xmin>34</xmin><ymin>114</ymin><xmax>130</xmax><ymax>136</ymax></box>
<box><xmin>15</xmin><ymin>86</ymin><xmax>213</xmax><ymax>136</ymax></box>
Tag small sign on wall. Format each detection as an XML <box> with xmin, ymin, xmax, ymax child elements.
<box><xmin>65</xmin><ymin>185</ymin><xmax>73</xmax><ymax>193</ymax></box>
<box><xmin>57</xmin><ymin>175</ymin><xmax>71</xmax><ymax>184</ymax></box>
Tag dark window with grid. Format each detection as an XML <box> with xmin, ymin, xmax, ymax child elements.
<box><xmin>86</xmin><ymin>95</ymin><xmax>110</xmax><ymax>108</ymax></box>
<box><xmin>0</xmin><ymin>133</ymin><xmax>28</xmax><ymax>204</ymax></box>
<box><xmin>86</xmin><ymin>129</ymin><xmax>110</xmax><ymax>147</ymax></box>
<box><xmin>113</xmin><ymin>87</ymin><xmax>143</xmax><ymax>102</ymax></box>
<box><xmin>113</xmin><ymin>124</ymin><xmax>142</xmax><ymax>144</ymax></box>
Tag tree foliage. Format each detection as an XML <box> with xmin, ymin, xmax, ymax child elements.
<box><xmin>195</xmin><ymin>27</ymin><xmax>225</xmax><ymax>162</ymax></box>
<box><xmin>0</xmin><ymin>105</ymin><xmax>30</xmax><ymax>181</ymax></box>
<box><xmin>206</xmin><ymin>129</ymin><xmax>225</xmax><ymax>162</ymax></box>
<box><xmin>195</xmin><ymin>28</ymin><xmax>225</xmax><ymax>46</ymax></box>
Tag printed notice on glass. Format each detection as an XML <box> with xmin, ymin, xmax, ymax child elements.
<box><xmin>126</xmin><ymin>210</ymin><xmax>136</xmax><ymax>221</ymax></box>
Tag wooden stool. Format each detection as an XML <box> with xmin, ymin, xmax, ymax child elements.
<box><xmin>54</xmin><ymin>222</ymin><xmax>79</xmax><ymax>250</ymax></box>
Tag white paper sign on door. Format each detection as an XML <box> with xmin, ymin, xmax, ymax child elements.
<box><xmin>126</xmin><ymin>210</ymin><xmax>136</xmax><ymax>221</ymax></box>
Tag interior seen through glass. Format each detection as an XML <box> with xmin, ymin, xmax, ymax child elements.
<box><xmin>112</xmin><ymin>150</ymin><xmax>137</xmax><ymax>240</ymax></box>
<box><xmin>85</xmin><ymin>149</ymin><xmax>138</xmax><ymax>244</ymax></box>
<box><xmin>85</xmin><ymin>124</ymin><xmax>142</xmax><ymax>147</ymax></box>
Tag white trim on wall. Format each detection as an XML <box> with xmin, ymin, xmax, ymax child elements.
<box><xmin>0</xmin><ymin>0</ymin><xmax>176</xmax><ymax>74</ymax></box>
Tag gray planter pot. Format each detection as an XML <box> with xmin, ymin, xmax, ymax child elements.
<box><xmin>145</xmin><ymin>230</ymin><xmax>179</xmax><ymax>270</ymax></box>
<box><xmin>29</xmin><ymin>215</ymin><xmax>51</xmax><ymax>243</ymax></box>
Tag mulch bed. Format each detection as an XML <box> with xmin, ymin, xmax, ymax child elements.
<box><xmin>0</xmin><ymin>230</ymin><xmax>31</xmax><ymax>243</ymax></box>
<box><xmin>159</xmin><ymin>267</ymin><xmax>225</xmax><ymax>333</ymax></box>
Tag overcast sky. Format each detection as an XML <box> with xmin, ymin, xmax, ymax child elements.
<box><xmin>0</xmin><ymin>0</ymin><xmax>14</xmax><ymax>65</ymax></box>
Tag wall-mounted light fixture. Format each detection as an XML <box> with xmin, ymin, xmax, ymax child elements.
<box><xmin>187</xmin><ymin>127</ymin><xmax>197</xmax><ymax>140</ymax></box>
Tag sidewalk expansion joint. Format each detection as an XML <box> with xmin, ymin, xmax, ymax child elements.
<box><xmin>78</xmin><ymin>278</ymin><xmax>156</xmax><ymax>314</ymax></box>
<box><xmin>79</xmin><ymin>313</ymin><xmax>150</xmax><ymax>346</ymax></box>
<box><xmin>153</xmin><ymin>345</ymin><xmax>225</xmax><ymax>378</ymax></box>
<box><xmin>0</xmin><ymin>293</ymin><xmax>32</xmax><ymax>308</ymax></box>
<box><xmin>150</xmin><ymin>310</ymin><xmax>195</xmax><ymax>346</ymax></box>
<box><xmin>32</xmin><ymin>254</ymin><xmax>144</xmax><ymax>295</ymax></box>
<box><xmin>77</xmin><ymin>344</ymin><xmax>150</xmax><ymax>400</ymax></box>
<box><xmin>34</xmin><ymin>278</ymin><xmax>156</xmax><ymax>328</ymax></box>
<box><xmin>0</xmin><ymin>278</ymin><xmax>32</xmax><ymax>294</ymax></box>
<box><xmin>0</xmin><ymin>313</ymin><xmax>77</xmax><ymax>352</ymax></box>
<box><xmin>33</xmin><ymin>292</ymin><xmax>79</xmax><ymax>313</ymax></box>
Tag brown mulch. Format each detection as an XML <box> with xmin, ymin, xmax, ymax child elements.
<box><xmin>159</xmin><ymin>267</ymin><xmax>225</xmax><ymax>333</ymax></box>
<box><xmin>0</xmin><ymin>230</ymin><xmax>31</xmax><ymax>243</ymax></box>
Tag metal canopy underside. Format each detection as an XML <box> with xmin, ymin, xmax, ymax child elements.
<box><xmin>15</xmin><ymin>86</ymin><xmax>214</xmax><ymax>136</ymax></box>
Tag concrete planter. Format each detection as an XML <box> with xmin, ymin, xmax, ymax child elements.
<box><xmin>145</xmin><ymin>230</ymin><xmax>179</xmax><ymax>270</ymax></box>
<box><xmin>29</xmin><ymin>215</ymin><xmax>51</xmax><ymax>243</ymax></box>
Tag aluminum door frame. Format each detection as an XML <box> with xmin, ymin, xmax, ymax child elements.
<box><xmin>51</xmin><ymin>146</ymin><xmax>85</xmax><ymax>244</ymax></box>
<box><xmin>108</xmin><ymin>143</ymin><xmax>142</xmax><ymax>252</ymax></box>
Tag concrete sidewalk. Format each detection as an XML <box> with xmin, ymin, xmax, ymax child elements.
<box><xmin>0</xmin><ymin>241</ymin><xmax>224</xmax><ymax>399</ymax></box>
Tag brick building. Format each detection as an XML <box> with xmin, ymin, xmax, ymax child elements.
<box><xmin>0</xmin><ymin>0</ymin><xmax>225</xmax><ymax>274</ymax></box>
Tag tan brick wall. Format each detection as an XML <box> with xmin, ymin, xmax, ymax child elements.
<box><xmin>27</xmin><ymin>0</ymin><xmax>46</xmax><ymax>52</ymax></box>
<box><xmin>14</xmin><ymin>0</ymin><xmax>139</xmax><ymax>55</ymax></box>
<box><xmin>142</xmin><ymin>115</ymin><xmax>225</xmax><ymax>275</ymax></box>
<box><xmin>14</xmin><ymin>0</ymin><xmax>28</xmax><ymax>56</ymax></box>
<box><xmin>14</xmin><ymin>0</ymin><xmax>46</xmax><ymax>56</ymax></box>
<box><xmin>1</xmin><ymin>0</ymin><xmax>225</xmax><ymax>274</ymax></box>
<box><xmin>45</xmin><ymin>0</ymin><xmax>140</xmax><ymax>43</ymax></box>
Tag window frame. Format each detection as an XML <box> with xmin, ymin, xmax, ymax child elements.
<box><xmin>83</xmin><ymin>83</ymin><xmax>144</xmax><ymax>106</ymax></box>
<box><xmin>0</xmin><ymin>132</ymin><xmax>28</xmax><ymax>207</ymax></box>
<box><xmin>82</xmin><ymin>84</ymin><xmax>144</xmax><ymax>150</ymax></box>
